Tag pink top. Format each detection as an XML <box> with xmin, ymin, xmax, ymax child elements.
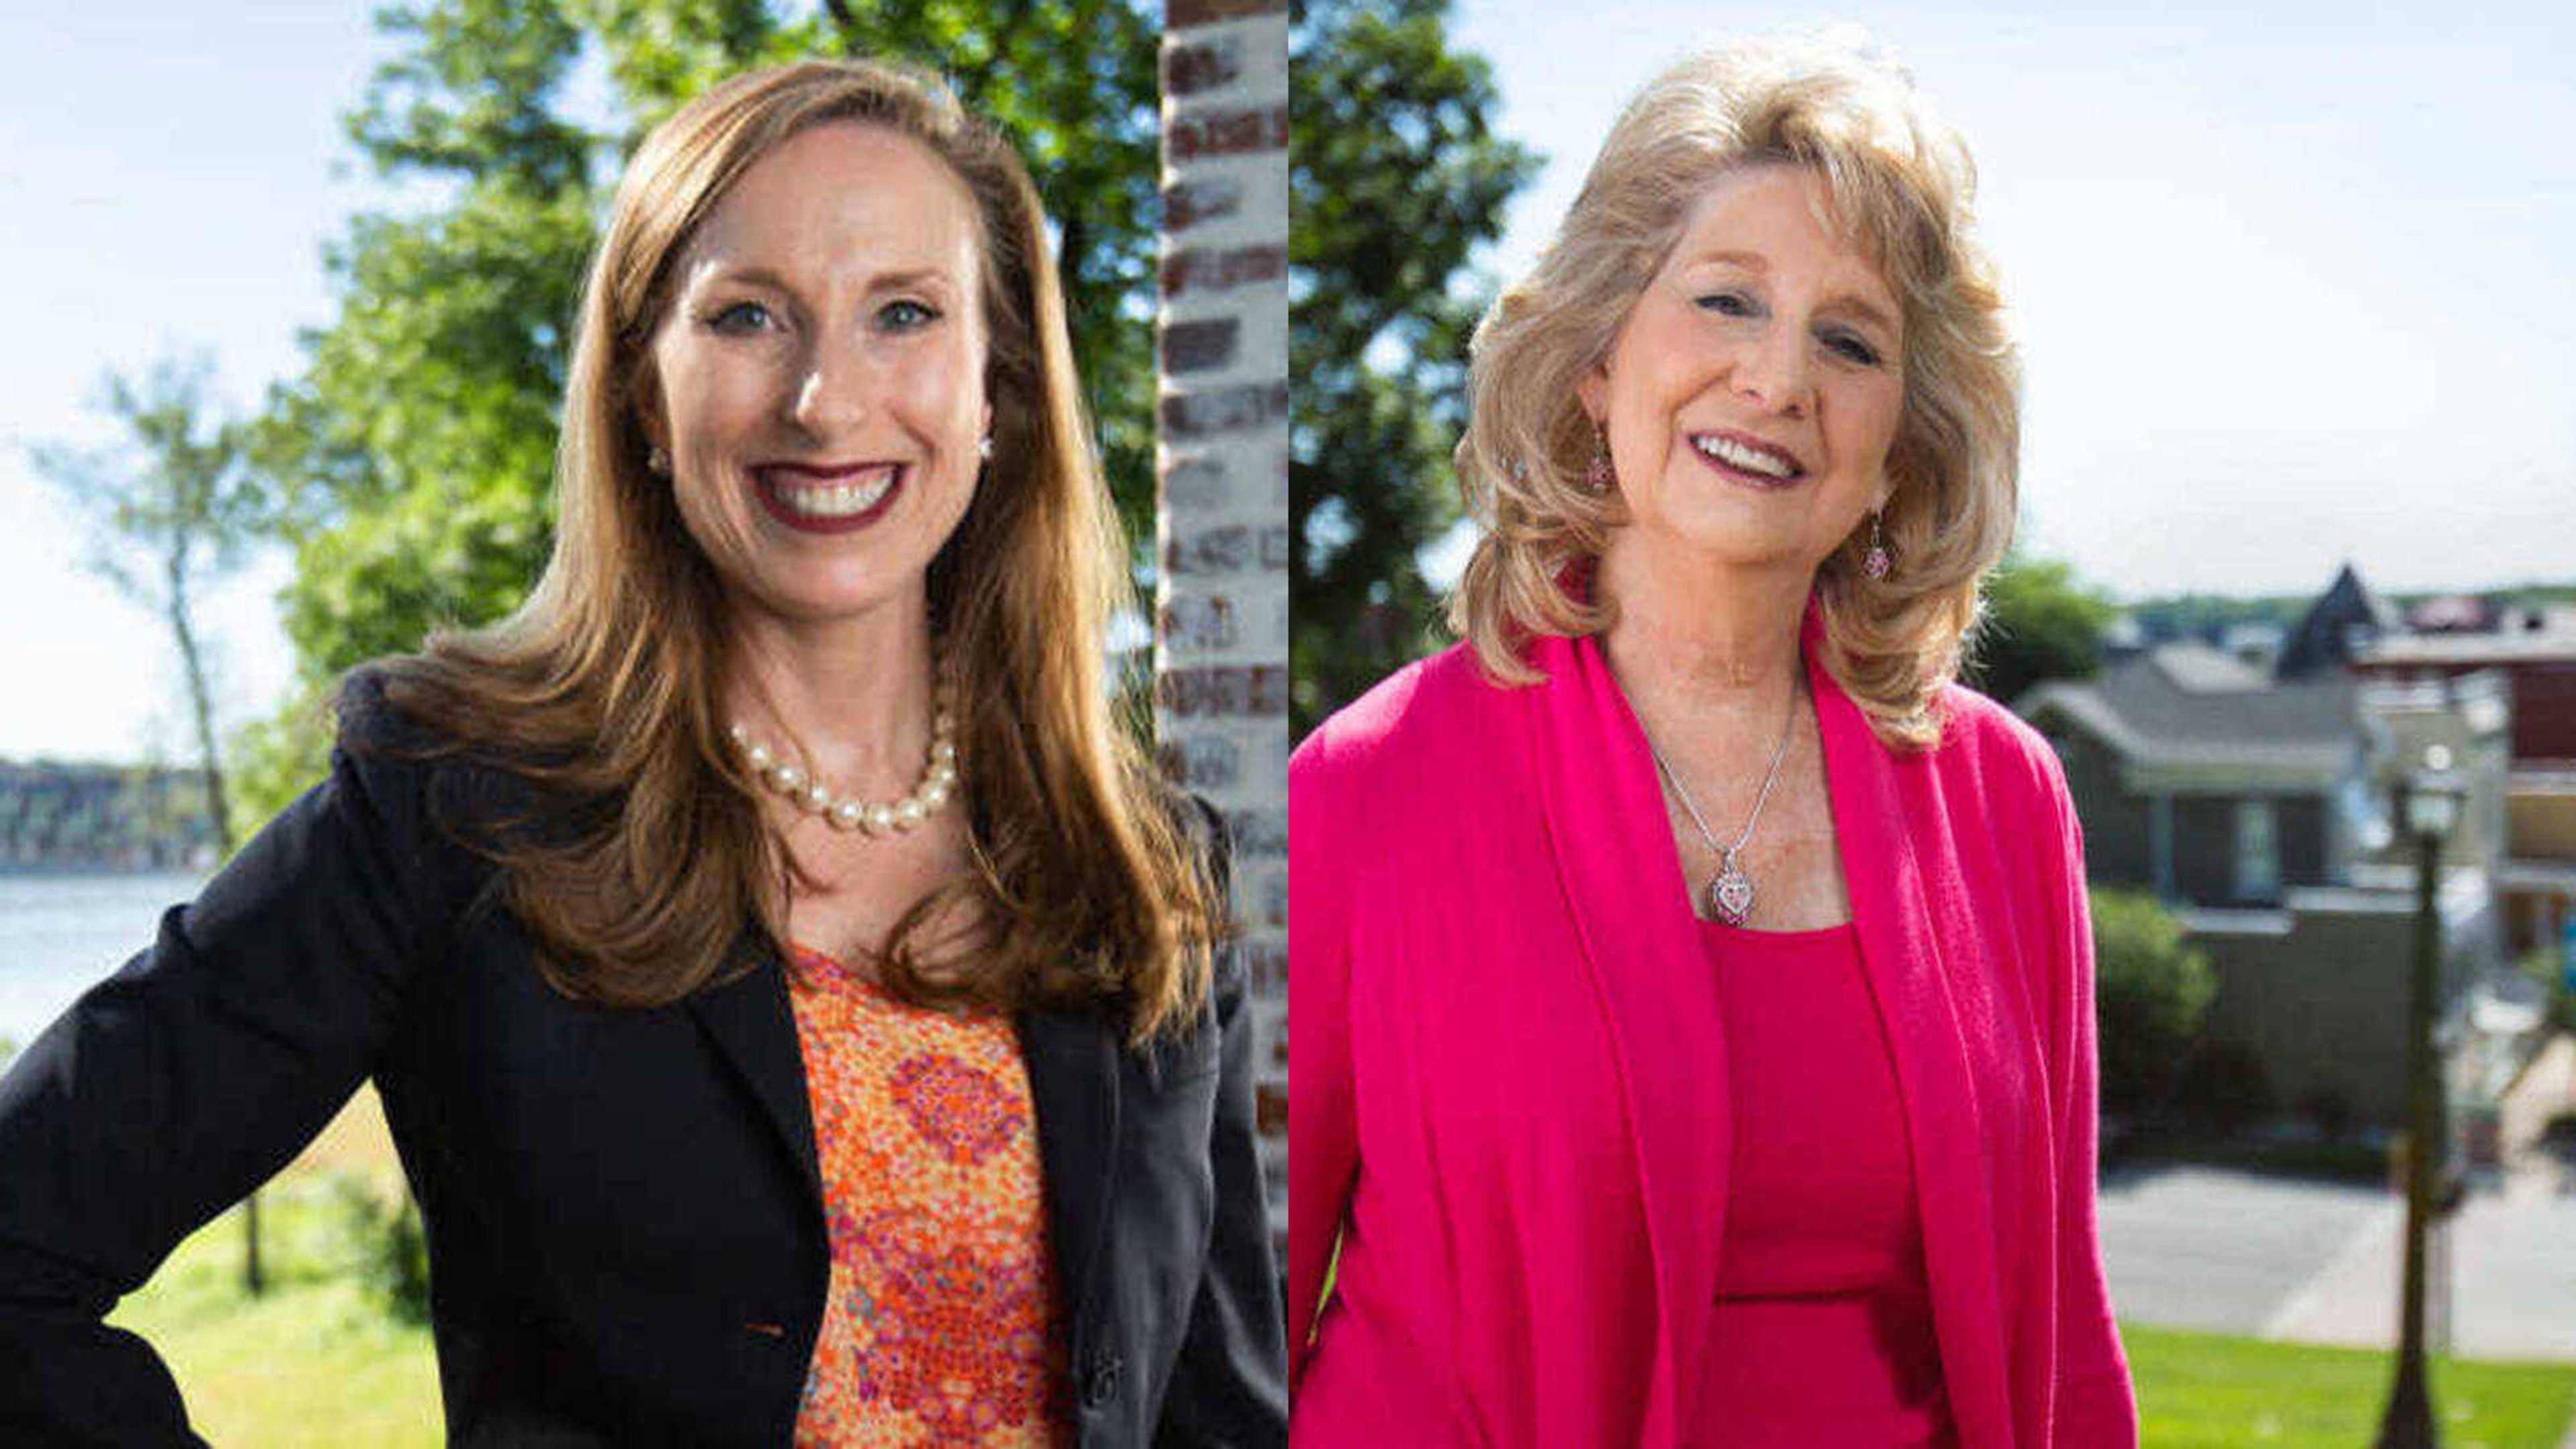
<box><xmin>1703</xmin><ymin>919</ymin><xmax>1953</xmax><ymax>1446</ymax></box>
<box><xmin>1290</xmin><ymin>622</ymin><xmax>2137</xmax><ymax>1448</ymax></box>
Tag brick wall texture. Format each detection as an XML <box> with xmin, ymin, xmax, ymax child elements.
<box><xmin>1156</xmin><ymin>0</ymin><xmax>1289</xmax><ymax>1245</ymax></box>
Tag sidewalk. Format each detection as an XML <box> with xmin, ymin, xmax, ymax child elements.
<box><xmin>2501</xmin><ymin>1031</ymin><xmax>2576</xmax><ymax>1161</ymax></box>
<box><xmin>2259</xmin><ymin>1032</ymin><xmax>2576</xmax><ymax>1362</ymax></box>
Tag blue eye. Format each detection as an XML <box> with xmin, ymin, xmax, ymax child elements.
<box><xmin>1695</xmin><ymin>290</ymin><xmax>1758</xmax><ymax>318</ymax></box>
<box><xmin>708</xmin><ymin>301</ymin><xmax>775</xmax><ymax>335</ymax></box>
<box><xmin>878</xmin><ymin>299</ymin><xmax>938</xmax><ymax>331</ymax></box>
<box><xmin>1823</xmin><ymin>330</ymin><xmax>1883</xmax><ymax>367</ymax></box>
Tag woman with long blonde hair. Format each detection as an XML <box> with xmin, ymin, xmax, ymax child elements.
<box><xmin>1</xmin><ymin>58</ymin><xmax>1283</xmax><ymax>1446</ymax></box>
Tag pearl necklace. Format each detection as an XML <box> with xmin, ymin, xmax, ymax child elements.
<box><xmin>726</xmin><ymin>688</ymin><xmax>959</xmax><ymax>836</ymax></box>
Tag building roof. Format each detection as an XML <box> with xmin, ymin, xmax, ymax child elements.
<box><xmin>2358</xmin><ymin>608</ymin><xmax>2576</xmax><ymax>667</ymax></box>
<box><xmin>2277</xmin><ymin>563</ymin><xmax>2396</xmax><ymax>679</ymax></box>
<box><xmin>2019</xmin><ymin>643</ymin><xmax>2359</xmax><ymax>788</ymax></box>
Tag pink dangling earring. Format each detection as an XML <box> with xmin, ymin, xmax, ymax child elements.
<box><xmin>1586</xmin><ymin>419</ymin><xmax>1615</xmax><ymax>492</ymax></box>
<box><xmin>1862</xmin><ymin>511</ymin><xmax>1892</xmax><ymax>580</ymax></box>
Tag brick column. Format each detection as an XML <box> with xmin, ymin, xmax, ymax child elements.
<box><xmin>1157</xmin><ymin>0</ymin><xmax>1289</xmax><ymax>1246</ymax></box>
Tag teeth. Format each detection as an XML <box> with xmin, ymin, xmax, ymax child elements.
<box><xmin>1694</xmin><ymin>434</ymin><xmax>1796</xmax><ymax>478</ymax></box>
<box><xmin>772</xmin><ymin>467</ymin><xmax>896</xmax><ymax>517</ymax></box>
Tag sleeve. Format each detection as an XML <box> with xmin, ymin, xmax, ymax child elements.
<box><xmin>0</xmin><ymin>683</ymin><xmax>442</xmax><ymax>1444</ymax></box>
<box><xmin>1155</xmin><ymin>802</ymin><xmax>1289</xmax><ymax>1447</ymax></box>
<box><xmin>1283</xmin><ymin>727</ymin><xmax>1355</xmax><ymax>1393</ymax></box>
<box><xmin>2032</xmin><ymin>744</ymin><xmax>2141</xmax><ymax>1446</ymax></box>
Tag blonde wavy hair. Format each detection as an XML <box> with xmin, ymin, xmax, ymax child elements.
<box><xmin>1450</xmin><ymin>34</ymin><xmax>2019</xmax><ymax>748</ymax></box>
<box><xmin>362</xmin><ymin>58</ymin><xmax>1217</xmax><ymax>1039</ymax></box>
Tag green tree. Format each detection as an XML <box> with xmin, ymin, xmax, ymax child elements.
<box><xmin>23</xmin><ymin>354</ymin><xmax>274</xmax><ymax>1293</ymax></box>
<box><xmin>2090</xmin><ymin>886</ymin><xmax>2217</xmax><ymax>1117</ymax></box>
<box><xmin>241</xmin><ymin>0</ymin><xmax>1165</xmax><ymax>819</ymax></box>
<box><xmin>1968</xmin><ymin>551</ymin><xmax>2115</xmax><ymax>708</ymax></box>
<box><xmin>1291</xmin><ymin>0</ymin><xmax>1536</xmax><ymax>739</ymax></box>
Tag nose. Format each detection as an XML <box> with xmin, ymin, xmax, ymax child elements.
<box><xmin>788</xmin><ymin>342</ymin><xmax>869</xmax><ymax>437</ymax></box>
<box><xmin>1729</xmin><ymin>323</ymin><xmax>1812</xmax><ymax>417</ymax></box>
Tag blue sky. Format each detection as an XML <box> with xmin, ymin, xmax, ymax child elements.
<box><xmin>1</xmin><ymin>3</ymin><xmax>388</xmax><ymax>762</ymax></box>
<box><xmin>1450</xmin><ymin>2</ymin><xmax>2576</xmax><ymax>602</ymax></box>
<box><xmin>3</xmin><ymin>2</ymin><xmax>2570</xmax><ymax>761</ymax></box>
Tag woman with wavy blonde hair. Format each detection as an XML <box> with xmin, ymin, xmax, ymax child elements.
<box><xmin>1292</xmin><ymin>34</ymin><xmax>2132</xmax><ymax>1447</ymax></box>
<box><xmin>1</xmin><ymin>58</ymin><xmax>1283</xmax><ymax>1446</ymax></box>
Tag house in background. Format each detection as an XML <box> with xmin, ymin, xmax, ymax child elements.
<box><xmin>2353</xmin><ymin>604</ymin><xmax>2576</xmax><ymax>963</ymax></box>
<box><xmin>2017</xmin><ymin>566</ymin><xmax>2510</xmax><ymax>1128</ymax></box>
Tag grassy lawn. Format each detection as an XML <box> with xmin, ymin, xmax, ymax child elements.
<box><xmin>104</xmin><ymin>1085</ymin><xmax>443</xmax><ymax>1447</ymax></box>
<box><xmin>2128</xmin><ymin>1323</ymin><xmax>2576</xmax><ymax>1448</ymax></box>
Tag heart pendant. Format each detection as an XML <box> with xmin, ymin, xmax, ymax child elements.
<box><xmin>1709</xmin><ymin>867</ymin><xmax>1755</xmax><ymax>926</ymax></box>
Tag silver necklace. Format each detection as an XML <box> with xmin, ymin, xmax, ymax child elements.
<box><xmin>1642</xmin><ymin>681</ymin><xmax>1802</xmax><ymax>926</ymax></box>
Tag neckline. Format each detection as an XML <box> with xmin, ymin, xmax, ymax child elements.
<box><xmin>1695</xmin><ymin>916</ymin><xmax>1858</xmax><ymax>946</ymax></box>
<box><xmin>786</xmin><ymin>941</ymin><xmax>882</xmax><ymax>990</ymax></box>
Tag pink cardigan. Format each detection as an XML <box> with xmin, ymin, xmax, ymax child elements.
<box><xmin>1288</xmin><ymin>627</ymin><xmax>2137</xmax><ymax>1447</ymax></box>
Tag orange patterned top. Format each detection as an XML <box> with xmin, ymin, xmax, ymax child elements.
<box><xmin>786</xmin><ymin>945</ymin><xmax>1071</xmax><ymax>1448</ymax></box>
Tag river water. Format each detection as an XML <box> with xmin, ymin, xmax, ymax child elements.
<box><xmin>0</xmin><ymin>871</ymin><xmax>206</xmax><ymax>1053</ymax></box>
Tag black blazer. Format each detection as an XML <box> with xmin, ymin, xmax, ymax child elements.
<box><xmin>0</xmin><ymin>676</ymin><xmax>1286</xmax><ymax>1446</ymax></box>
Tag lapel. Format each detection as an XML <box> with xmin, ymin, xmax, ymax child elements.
<box><xmin>683</xmin><ymin>928</ymin><xmax>1126</xmax><ymax>1351</ymax></box>
<box><xmin>1521</xmin><ymin>631</ymin><xmax>1731</xmax><ymax>1446</ymax></box>
<box><xmin>1804</xmin><ymin>633</ymin><xmax>2018</xmax><ymax>1448</ymax></box>
<box><xmin>682</xmin><ymin>932</ymin><xmax>822</xmax><ymax>1200</ymax></box>
<box><xmin>1017</xmin><ymin>1003</ymin><xmax>1124</xmax><ymax>1354</ymax></box>
<box><xmin>685</xmin><ymin>922</ymin><xmax>1128</xmax><ymax>1350</ymax></box>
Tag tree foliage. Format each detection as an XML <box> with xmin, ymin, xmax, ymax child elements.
<box><xmin>1968</xmin><ymin>551</ymin><xmax>2114</xmax><ymax>709</ymax></box>
<box><xmin>1290</xmin><ymin>0</ymin><xmax>1535</xmax><ymax>740</ymax></box>
<box><xmin>25</xmin><ymin>354</ymin><xmax>274</xmax><ymax>1293</ymax></box>
<box><xmin>2090</xmin><ymin>886</ymin><xmax>2217</xmax><ymax>1117</ymax></box>
<box><xmin>25</xmin><ymin>356</ymin><xmax>261</xmax><ymax>859</ymax></box>
<box><xmin>239</xmin><ymin>0</ymin><xmax>1163</xmax><ymax>818</ymax></box>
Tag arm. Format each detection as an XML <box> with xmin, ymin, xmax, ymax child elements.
<box><xmin>0</xmin><ymin>684</ymin><xmax>440</xmax><ymax>1443</ymax></box>
<box><xmin>1154</xmin><ymin>803</ymin><xmax>1289</xmax><ymax>1447</ymax></box>
<box><xmin>2033</xmin><ymin>748</ymin><xmax>2139</xmax><ymax>1446</ymax></box>
<box><xmin>1283</xmin><ymin>732</ymin><xmax>1354</xmax><ymax>1392</ymax></box>
<box><xmin>1153</xmin><ymin>942</ymin><xmax>1290</xmax><ymax>1447</ymax></box>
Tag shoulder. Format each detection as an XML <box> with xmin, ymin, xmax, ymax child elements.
<box><xmin>1291</xmin><ymin>643</ymin><xmax>1503</xmax><ymax>798</ymax></box>
<box><xmin>329</xmin><ymin>661</ymin><xmax>549</xmax><ymax>867</ymax></box>
<box><xmin>1929</xmin><ymin>680</ymin><xmax>2075</xmax><ymax>820</ymax></box>
<box><xmin>333</xmin><ymin>661</ymin><xmax>443</xmax><ymax>758</ymax></box>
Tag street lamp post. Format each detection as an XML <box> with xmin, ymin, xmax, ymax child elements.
<box><xmin>2377</xmin><ymin>753</ymin><xmax>2465</xmax><ymax>1449</ymax></box>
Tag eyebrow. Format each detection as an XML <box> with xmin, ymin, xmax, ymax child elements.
<box><xmin>695</xmin><ymin>263</ymin><xmax>961</xmax><ymax>295</ymax></box>
<box><xmin>1688</xmin><ymin>250</ymin><xmax>1901</xmax><ymax>336</ymax></box>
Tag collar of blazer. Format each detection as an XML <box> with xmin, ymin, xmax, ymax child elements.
<box><xmin>680</xmin><ymin>930</ymin><xmax>1126</xmax><ymax>1352</ymax></box>
<box><xmin>1517</xmin><ymin>610</ymin><xmax>2015</xmax><ymax>1448</ymax></box>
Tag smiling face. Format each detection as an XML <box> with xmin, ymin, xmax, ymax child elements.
<box><xmin>641</xmin><ymin>121</ymin><xmax>993</xmax><ymax>632</ymax></box>
<box><xmin>1581</xmin><ymin>163</ymin><xmax>1905</xmax><ymax>582</ymax></box>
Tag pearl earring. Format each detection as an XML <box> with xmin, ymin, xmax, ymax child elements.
<box><xmin>646</xmin><ymin>443</ymin><xmax>670</xmax><ymax>476</ymax></box>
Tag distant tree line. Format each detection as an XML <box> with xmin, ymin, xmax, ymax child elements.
<box><xmin>0</xmin><ymin>761</ymin><xmax>219</xmax><ymax>872</ymax></box>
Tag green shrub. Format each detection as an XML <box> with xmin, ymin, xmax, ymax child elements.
<box><xmin>2176</xmin><ymin>1038</ymin><xmax>2276</xmax><ymax>1134</ymax></box>
<box><xmin>2517</xmin><ymin>947</ymin><xmax>2575</xmax><ymax>1032</ymax></box>
<box><xmin>2090</xmin><ymin>888</ymin><xmax>2218</xmax><ymax>1114</ymax></box>
<box><xmin>326</xmin><ymin>1176</ymin><xmax>431</xmax><ymax>1326</ymax></box>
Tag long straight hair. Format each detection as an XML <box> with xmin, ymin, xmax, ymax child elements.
<box><xmin>363</xmin><ymin>59</ymin><xmax>1216</xmax><ymax>1039</ymax></box>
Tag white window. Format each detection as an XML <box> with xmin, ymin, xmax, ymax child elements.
<box><xmin>2234</xmin><ymin>798</ymin><xmax>2281</xmax><ymax>901</ymax></box>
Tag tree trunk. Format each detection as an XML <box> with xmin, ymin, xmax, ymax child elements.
<box><xmin>168</xmin><ymin>567</ymin><xmax>261</xmax><ymax>1297</ymax></box>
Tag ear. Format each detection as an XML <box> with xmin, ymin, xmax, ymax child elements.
<box><xmin>631</xmin><ymin>366</ymin><xmax>669</xmax><ymax>455</ymax></box>
<box><xmin>1576</xmin><ymin>366</ymin><xmax>1608</xmax><ymax>427</ymax></box>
